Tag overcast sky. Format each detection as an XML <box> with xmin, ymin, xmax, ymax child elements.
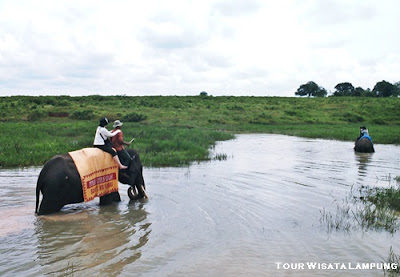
<box><xmin>0</xmin><ymin>0</ymin><xmax>399</xmax><ymax>97</ymax></box>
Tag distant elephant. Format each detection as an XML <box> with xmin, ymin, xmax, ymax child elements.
<box><xmin>354</xmin><ymin>137</ymin><xmax>375</xmax><ymax>153</ymax></box>
<box><xmin>35</xmin><ymin>149</ymin><xmax>147</xmax><ymax>215</ymax></box>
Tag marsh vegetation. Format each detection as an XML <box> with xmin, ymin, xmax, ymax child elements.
<box><xmin>0</xmin><ymin>95</ymin><xmax>399</xmax><ymax>167</ymax></box>
<box><xmin>320</xmin><ymin>175</ymin><xmax>400</xmax><ymax>234</ymax></box>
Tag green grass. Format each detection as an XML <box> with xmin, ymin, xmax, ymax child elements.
<box><xmin>0</xmin><ymin>121</ymin><xmax>233</xmax><ymax>167</ymax></box>
<box><xmin>0</xmin><ymin>95</ymin><xmax>399</xmax><ymax>167</ymax></box>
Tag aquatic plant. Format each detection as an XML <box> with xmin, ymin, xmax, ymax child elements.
<box><xmin>383</xmin><ymin>247</ymin><xmax>400</xmax><ymax>276</ymax></box>
<box><xmin>320</xmin><ymin>184</ymin><xmax>400</xmax><ymax>234</ymax></box>
<box><xmin>359</xmin><ymin>185</ymin><xmax>400</xmax><ymax>214</ymax></box>
<box><xmin>213</xmin><ymin>153</ymin><xmax>228</xmax><ymax>161</ymax></box>
<box><xmin>65</xmin><ymin>261</ymin><xmax>75</xmax><ymax>276</ymax></box>
<box><xmin>320</xmin><ymin>205</ymin><xmax>352</xmax><ymax>233</ymax></box>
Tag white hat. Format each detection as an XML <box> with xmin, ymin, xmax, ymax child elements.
<box><xmin>113</xmin><ymin>120</ymin><xmax>123</xmax><ymax>128</ymax></box>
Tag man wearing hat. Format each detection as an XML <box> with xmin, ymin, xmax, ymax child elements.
<box><xmin>111</xmin><ymin>120</ymin><xmax>132</xmax><ymax>166</ymax></box>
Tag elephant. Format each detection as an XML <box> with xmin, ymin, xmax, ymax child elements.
<box><xmin>35</xmin><ymin>148</ymin><xmax>147</xmax><ymax>215</ymax></box>
<box><xmin>354</xmin><ymin>137</ymin><xmax>375</xmax><ymax>153</ymax></box>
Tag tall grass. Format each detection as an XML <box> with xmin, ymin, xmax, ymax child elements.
<box><xmin>125</xmin><ymin>124</ymin><xmax>233</xmax><ymax>166</ymax></box>
<box><xmin>0</xmin><ymin>95</ymin><xmax>399</xmax><ymax>167</ymax></box>
<box><xmin>0</xmin><ymin>122</ymin><xmax>93</xmax><ymax>167</ymax></box>
<box><xmin>0</xmin><ymin>121</ymin><xmax>233</xmax><ymax>167</ymax></box>
<box><xmin>2</xmin><ymin>95</ymin><xmax>399</xmax><ymax>128</ymax></box>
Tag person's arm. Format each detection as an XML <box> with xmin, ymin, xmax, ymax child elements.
<box><xmin>122</xmin><ymin>136</ymin><xmax>131</xmax><ymax>146</ymax></box>
<box><xmin>101</xmin><ymin>128</ymin><xmax>120</xmax><ymax>138</ymax></box>
<box><xmin>116</xmin><ymin>130</ymin><xmax>131</xmax><ymax>145</ymax></box>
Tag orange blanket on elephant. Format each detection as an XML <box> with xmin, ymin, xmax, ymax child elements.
<box><xmin>68</xmin><ymin>148</ymin><xmax>119</xmax><ymax>202</ymax></box>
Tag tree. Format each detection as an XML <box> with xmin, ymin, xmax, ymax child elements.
<box><xmin>394</xmin><ymin>81</ymin><xmax>400</xmax><ymax>96</ymax></box>
<box><xmin>199</xmin><ymin>91</ymin><xmax>208</xmax><ymax>97</ymax></box>
<box><xmin>333</xmin><ymin>82</ymin><xmax>355</xmax><ymax>96</ymax></box>
<box><xmin>295</xmin><ymin>81</ymin><xmax>327</xmax><ymax>97</ymax></box>
<box><xmin>373</xmin><ymin>80</ymin><xmax>398</xmax><ymax>97</ymax></box>
<box><xmin>362</xmin><ymin>88</ymin><xmax>375</xmax><ymax>97</ymax></box>
<box><xmin>354</xmin><ymin>87</ymin><xmax>364</xmax><ymax>97</ymax></box>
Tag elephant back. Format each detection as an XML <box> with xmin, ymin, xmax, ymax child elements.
<box><xmin>354</xmin><ymin>137</ymin><xmax>375</xmax><ymax>153</ymax></box>
<box><xmin>68</xmin><ymin>148</ymin><xmax>119</xmax><ymax>202</ymax></box>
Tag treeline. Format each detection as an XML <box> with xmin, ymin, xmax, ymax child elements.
<box><xmin>295</xmin><ymin>80</ymin><xmax>400</xmax><ymax>97</ymax></box>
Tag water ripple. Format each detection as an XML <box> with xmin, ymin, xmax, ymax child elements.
<box><xmin>1</xmin><ymin>135</ymin><xmax>400</xmax><ymax>276</ymax></box>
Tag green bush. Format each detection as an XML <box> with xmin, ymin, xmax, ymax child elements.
<box><xmin>28</xmin><ymin>110</ymin><xmax>47</xmax><ymax>121</ymax></box>
<box><xmin>372</xmin><ymin>118</ymin><xmax>387</xmax><ymax>125</ymax></box>
<box><xmin>121</xmin><ymin>112</ymin><xmax>147</xmax><ymax>122</ymax></box>
<box><xmin>342</xmin><ymin>112</ymin><xmax>365</xmax><ymax>123</ymax></box>
<box><xmin>227</xmin><ymin>104</ymin><xmax>244</xmax><ymax>111</ymax></box>
<box><xmin>57</xmin><ymin>99</ymin><xmax>70</xmax><ymax>106</ymax></box>
<box><xmin>69</xmin><ymin>110</ymin><xmax>95</xmax><ymax>120</ymax></box>
<box><xmin>285</xmin><ymin>110</ymin><xmax>298</xmax><ymax>116</ymax></box>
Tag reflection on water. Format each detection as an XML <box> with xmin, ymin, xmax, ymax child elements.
<box><xmin>0</xmin><ymin>134</ymin><xmax>400</xmax><ymax>276</ymax></box>
<box><xmin>34</xmin><ymin>203</ymin><xmax>150</xmax><ymax>276</ymax></box>
<box><xmin>355</xmin><ymin>152</ymin><xmax>372</xmax><ymax>177</ymax></box>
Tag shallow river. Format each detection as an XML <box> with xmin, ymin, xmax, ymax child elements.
<box><xmin>1</xmin><ymin>134</ymin><xmax>400</xmax><ymax>277</ymax></box>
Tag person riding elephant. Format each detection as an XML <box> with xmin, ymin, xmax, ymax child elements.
<box><xmin>356</xmin><ymin>126</ymin><xmax>370</xmax><ymax>142</ymax></box>
<box><xmin>93</xmin><ymin>117</ymin><xmax>127</xmax><ymax>169</ymax></box>
<box><xmin>111</xmin><ymin>120</ymin><xmax>132</xmax><ymax>167</ymax></box>
<box><xmin>354</xmin><ymin>126</ymin><xmax>374</xmax><ymax>153</ymax></box>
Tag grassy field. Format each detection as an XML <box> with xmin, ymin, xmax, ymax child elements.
<box><xmin>0</xmin><ymin>95</ymin><xmax>399</xmax><ymax>167</ymax></box>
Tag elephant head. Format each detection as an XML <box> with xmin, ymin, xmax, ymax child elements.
<box><xmin>118</xmin><ymin>149</ymin><xmax>148</xmax><ymax>200</ymax></box>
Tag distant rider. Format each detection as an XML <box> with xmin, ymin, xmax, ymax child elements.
<box><xmin>356</xmin><ymin>126</ymin><xmax>372</xmax><ymax>142</ymax></box>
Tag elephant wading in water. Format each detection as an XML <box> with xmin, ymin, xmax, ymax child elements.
<box><xmin>354</xmin><ymin>126</ymin><xmax>375</xmax><ymax>153</ymax></box>
<box><xmin>35</xmin><ymin>149</ymin><xmax>147</xmax><ymax>215</ymax></box>
<box><xmin>354</xmin><ymin>137</ymin><xmax>375</xmax><ymax>153</ymax></box>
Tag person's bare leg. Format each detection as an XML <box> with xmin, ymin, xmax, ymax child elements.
<box><xmin>113</xmin><ymin>155</ymin><xmax>127</xmax><ymax>169</ymax></box>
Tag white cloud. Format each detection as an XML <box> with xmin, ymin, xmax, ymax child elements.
<box><xmin>0</xmin><ymin>0</ymin><xmax>399</xmax><ymax>96</ymax></box>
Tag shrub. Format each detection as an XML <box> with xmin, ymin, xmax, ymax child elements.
<box><xmin>227</xmin><ymin>104</ymin><xmax>244</xmax><ymax>111</ymax></box>
<box><xmin>372</xmin><ymin>118</ymin><xmax>387</xmax><ymax>125</ymax></box>
<box><xmin>48</xmin><ymin>112</ymin><xmax>69</xmax><ymax>118</ymax></box>
<box><xmin>285</xmin><ymin>110</ymin><xmax>298</xmax><ymax>116</ymax></box>
<box><xmin>56</xmin><ymin>100</ymin><xmax>70</xmax><ymax>106</ymax></box>
<box><xmin>28</xmin><ymin>110</ymin><xmax>47</xmax><ymax>121</ymax></box>
<box><xmin>69</xmin><ymin>110</ymin><xmax>95</xmax><ymax>120</ymax></box>
<box><xmin>342</xmin><ymin>112</ymin><xmax>364</xmax><ymax>123</ymax></box>
<box><xmin>121</xmin><ymin>112</ymin><xmax>147</xmax><ymax>122</ymax></box>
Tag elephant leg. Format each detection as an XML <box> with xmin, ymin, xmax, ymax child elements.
<box><xmin>127</xmin><ymin>186</ymin><xmax>139</xmax><ymax>200</ymax></box>
<box><xmin>128</xmin><ymin>184</ymin><xmax>148</xmax><ymax>200</ymax></box>
<box><xmin>38</xmin><ymin>196</ymin><xmax>65</xmax><ymax>215</ymax></box>
<box><xmin>111</xmin><ymin>191</ymin><xmax>121</xmax><ymax>202</ymax></box>
<box><xmin>136</xmin><ymin>183</ymin><xmax>149</xmax><ymax>199</ymax></box>
<box><xmin>99</xmin><ymin>192</ymin><xmax>121</xmax><ymax>205</ymax></box>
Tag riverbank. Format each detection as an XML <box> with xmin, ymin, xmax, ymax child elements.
<box><xmin>1</xmin><ymin>95</ymin><xmax>399</xmax><ymax>167</ymax></box>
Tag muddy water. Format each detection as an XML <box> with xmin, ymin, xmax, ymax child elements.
<box><xmin>0</xmin><ymin>134</ymin><xmax>399</xmax><ymax>276</ymax></box>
